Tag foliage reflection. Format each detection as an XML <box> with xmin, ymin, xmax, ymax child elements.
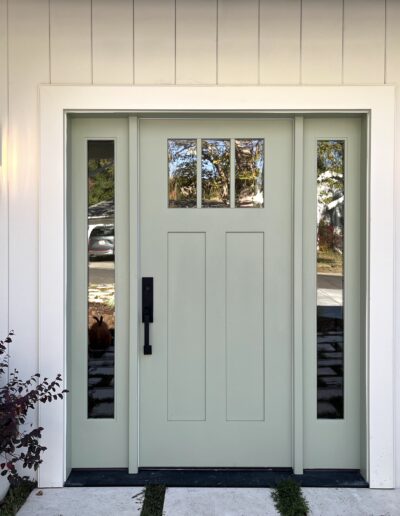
<box><xmin>235</xmin><ymin>139</ymin><xmax>264</xmax><ymax>207</ymax></box>
<box><xmin>168</xmin><ymin>139</ymin><xmax>197</xmax><ymax>207</ymax></box>
<box><xmin>202</xmin><ymin>139</ymin><xmax>230</xmax><ymax>207</ymax></box>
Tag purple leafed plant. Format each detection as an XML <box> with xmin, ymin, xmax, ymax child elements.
<box><xmin>0</xmin><ymin>332</ymin><xmax>67</xmax><ymax>484</ymax></box>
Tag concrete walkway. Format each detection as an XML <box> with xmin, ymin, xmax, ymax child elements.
<box><xmin>18</xmin><ymin>486</ymin><xmax>400</xmax><ymax>516</ymax></box>
<box><xmin>17</xmin><ymin>487</ymin><xmax>145</xmax><ymax>516</ymax></box>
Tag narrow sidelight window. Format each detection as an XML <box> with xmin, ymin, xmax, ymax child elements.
<box><xmin>316</xmin><ymin>140</ymin><xmax>345</xmax><ymax>419</ymax></box>
<box><xmin>87</xmin><ymin>140</ymin><xmax>115</xmax><ymax>418</ymax></box>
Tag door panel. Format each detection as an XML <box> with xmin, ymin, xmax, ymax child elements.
<box><xmin>69</xmin><ymin>118</ymin><xmax>129</xmax><ymax>468</ymax></box>
<box><xmin>303</xmin><ymin>118</ymin><xmax>362</xmax><ymax>468</ymax></box>
<box><xmin>139</xmin><ymin>119</ymin><xmax>293</xmax><ymax>467</ymax></box>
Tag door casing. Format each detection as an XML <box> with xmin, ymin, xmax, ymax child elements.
<box><xmin>38</xmin><ymin>84</ymin><xmax>396</xmax><ymax>488</ymax></box>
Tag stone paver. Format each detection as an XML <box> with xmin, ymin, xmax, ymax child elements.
<box><xmin>17</xmin><ymin>487</ymin><xmax>144</xmax><ymax>516</ymax></box>
<box><xmin>303</xmin><ymin>487</ymin><xmax>400</xmax><ymax>516</ymax></box>
<box><xmin>163</xmin><ymin>487</ymin><xmax>279</xmax><ymax>516</ymax></box>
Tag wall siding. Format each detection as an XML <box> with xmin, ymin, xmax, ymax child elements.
<box><xmin>217</xmin><ymin>0</ymin><xmax>259</xmax><ymax>84</ymax></box>
<box><xmin>7</xmin><ymin>0</ymin><xmax>49</xmax><ymax>382</ymax></box>
<box><xmin>134</xmin><ymin>0</ymin><xmax>175</xmax><ymax>84</ymax></box>
<box><xmin>301</xmin><ymin>0</ymin><xmax>343</xmax><ymax>84</ymax></box>
<box><xmin>343</xmin><ymin>0</ymin><xmax>385</xmax><ymax>84</ymax></box>
<box><xmin>2</xmin><ymin>0</ymin><xmax>400</xmax><ymax>486</ymax></box>
<box><xmin>50</xmin><ymin>0</ymin><xmax>92</xmax><ymax>84</ymax></box>
<box><xmin>259</xmin><ymin>0</ymin><xmax>301</xmax><ymax>85</ymax></box>
<box><xmin>176</xmin><ymin>0</ymin><xmax>217</xmax><ymax>84</ymax></box>
<box><xmin>0</xmin><ymin>0</ymin><xmax>8</xmax><ymax>347</ymax></box>
<box><xmin>92</xmin><ymin>0</ymin><xmax>134</xmax><ymax>85</ymax></box>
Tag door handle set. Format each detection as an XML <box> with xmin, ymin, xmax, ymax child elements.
<box><xmin>142</xmin><ymin>277</ymin><xmax>153</xmax><ymax>355</ymax></box>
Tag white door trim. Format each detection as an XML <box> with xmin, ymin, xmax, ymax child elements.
<box><xmin>38</xmin><ymin>85</ymin><xmax>395</xmax><ymax>488</ymax></box>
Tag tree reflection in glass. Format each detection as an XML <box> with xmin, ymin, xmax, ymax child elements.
<box><xmin>202</xmin><ymin>139</ymin><xmax>230</xmax><ymax>207</ymax></box>
<box><xmin>168</xmin><ymin>139</ymin><xmax>197</xmax><ymax>207</ymax></box>
<box><xmin>316</xmin><ymin>140</ymin><xmax>344</xmax><ymax>419</ymax></box>
<box><xmin>87</xmin><ymin>140</ymin><xmax>115</xmax><ymax>418</ymax></box>
<box><xmin>235</xmin><ymin>139</ymin><xmax>264</xmax><ymax>207</ymax></box>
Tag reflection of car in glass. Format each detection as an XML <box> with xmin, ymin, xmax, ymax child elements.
<box><xmin>88</xmin><ymin>225</ymin><xmax>114</xmax><ymax>259</ymax></box>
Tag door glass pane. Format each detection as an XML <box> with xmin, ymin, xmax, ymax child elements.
<box><xmin>202</xmin><ymin>139</ymin><xmax>230</xmax><ymax>207</ymax></box>
<box><xmin>235</xmin><ymin>139</ymin><xmax>264</xmax><ymax>207</ymax></box>
<box><xmin>168</xmin><ymin>139</ymin><xmax>197</xmax><ymax>207</ymax></box>
<box><xmin>317</xmin><ymin>140</ymin><xmax>344</xmax><ymax>419</ymax></box>
<box><xmin>87</xmin><ymin>140</ymin><xmax>115</xmax><ymax>418</ymax></box>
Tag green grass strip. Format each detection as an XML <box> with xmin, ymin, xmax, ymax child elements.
<box><xmin>140</xmin><ymin>484</ymin><xmax>166</xmax><ymax>516</ymax></box>
<box><xmin>0</xmin><ymin>480</ymin><xmax>36</xmax><ymax>516</ymax></box>
<box><xmin>271</xmin><ymin>478</ymin><xmax>309</xmax><ymax>516</ymax></box>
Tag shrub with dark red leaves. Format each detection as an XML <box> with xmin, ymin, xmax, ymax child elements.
<box><xmin>0</xmin><ymin>332</ymin><xmax>67</xmax><ymax>484</ymax></box>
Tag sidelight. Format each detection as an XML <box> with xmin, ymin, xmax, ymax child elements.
<box><xmin>87</xmin><ymin>140</ymin><xmax>115</xmax><ymax>419</ymax></box>
<box><xmin>316</xmin><ymin>140</ymin><xmax>345</xmax><ymax>419</ymax></box>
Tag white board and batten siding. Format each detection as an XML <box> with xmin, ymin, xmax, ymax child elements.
<box><xmin>1</xmin><ymin>0</ymin><xmax>400</xmax><ymax>488</ymax></box>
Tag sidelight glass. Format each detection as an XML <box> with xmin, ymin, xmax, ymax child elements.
<box><xmin>202</xmin><ymin>139</ymin><xmax>230</xmax><ymax>207</ymax></box>
<box><xmin>168</xmin><ymin>139</ymin><xmax>197</xmax><ymax>207</ymax></box>
<box><xmin>316</xmin><ymin>140</ymin><xmax>345</xmax><ymax>419</ymax></box>
<box><xmin>87</xmin><ymin>140</ymin><xmax>115</xmax><ymax>418</ymax></box>
<box><xmin>235</xmin><ymin>139</ymin><xmax>264</xmax><ymax>208</ymax></box>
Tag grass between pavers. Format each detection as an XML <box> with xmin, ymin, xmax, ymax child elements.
<box><xmin>140</xmin><ymin>484</ymin><xmax>166</xmax><ymax>516</ymax></box>
<box><xmin>0</xmin><ymin>480</ymin><xmax>36</xmax><ymax>516</ymax></box>
<box><xmin>271</xmin><ymin>478</ymin><xmax>309</xmax><ymax>516</ymax></box>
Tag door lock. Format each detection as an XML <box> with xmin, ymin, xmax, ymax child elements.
<box><xmin>142</xmin><ymin>277</ymin><xmax>153</xmax><ymax>355</ymax></box>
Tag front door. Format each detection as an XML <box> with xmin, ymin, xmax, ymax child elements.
<box><xmin>68</xmin><ymin>114</ymin><xmax>363</xmax><ymax>473</ymax></box>
<box><xmin>139</xmin><ymin>119</ymin><xmax>293</xmax><ymax>467</ymax></box>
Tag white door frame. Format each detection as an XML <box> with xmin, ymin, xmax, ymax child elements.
<box><xmin>38</xmin><ymin>85</ymin><xmax>395</xmax><ymax>489</ymax></box>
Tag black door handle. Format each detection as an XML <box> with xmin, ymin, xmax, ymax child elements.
<box><xmin>142</xmin><ymin>277</ymin><xmax>153</xmax><ymax>355</ymax></box>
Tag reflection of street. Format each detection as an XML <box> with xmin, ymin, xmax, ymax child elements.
<box><xmin>89</xmin><ymin>259</ymin><xmax>115</xmax><ymax>284</ymax></box>
<box><xmin>88</xmin><ymin>259</ymin><xmax>115</xmax><ymax>329</ymax></box>
<box><xmin>317</xmin><ymin>273</ymin><xmax>343</xmax><ymax>306</ymax></box>
<box><xmin>317</xmin><ymin>273</ymin><xmax>344</xmax><ymax>419</ymax></box>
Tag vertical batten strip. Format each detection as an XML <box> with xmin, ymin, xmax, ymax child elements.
<box><xmin>293</xmin><ymin>116</ymin><xmax>304</xmax><ymax>474</ymax></box>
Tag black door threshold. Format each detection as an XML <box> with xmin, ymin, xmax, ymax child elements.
<box><xmin>66</xmin><ymin>468</ymin><xmax>368</xmax><ymax>488</ymax></box>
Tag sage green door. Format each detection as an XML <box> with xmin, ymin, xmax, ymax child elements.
<box><xmin>69</xmin><ymin>118</ymin><xmax>129</xmax><ymax>468</ymax></box>
<box><xmin>139</xmin><ymin>119</ymin><xmax>293</xmax><ymax>467</ymax></box>
<box><xmin>303</xmin><ymin>117</ymin><xmax>363</xmax><ymax>469</ymax></box>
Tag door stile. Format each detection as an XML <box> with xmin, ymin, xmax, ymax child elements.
<box><xmin>293</xmin><ymin>116</ymin><xmax>304</xmax><ymax>474</ymax></box>
<box><xmin>128</xmin><ymin>116</ymin><xmax>139</xmax><ymax>473</ymax></box>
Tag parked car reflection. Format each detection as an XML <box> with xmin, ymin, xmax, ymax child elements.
<box><xmin>88</xmin><ymin>224</ymin><xmax>114</xmax><ymax>260</ymax></box>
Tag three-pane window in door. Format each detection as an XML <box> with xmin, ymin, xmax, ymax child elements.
<box><xmin>87</xmin><ymin>140</ymin><xmax>115</xmax><ymax>419</ymax></box>
<box><xmin>168</xmin><ymin>138</ymin><xmax>264</xmax><ymax>208</ymax></box>
<box><xmin>316</xmin><ymin>140</ymin><xmax>345</xmax><ymax>419</ymax></box>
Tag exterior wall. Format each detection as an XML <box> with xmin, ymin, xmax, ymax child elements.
<box><xmin>0</xmin><ymin>0</ymin><xmax>399</xmax><ymax>484</ymax></box>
